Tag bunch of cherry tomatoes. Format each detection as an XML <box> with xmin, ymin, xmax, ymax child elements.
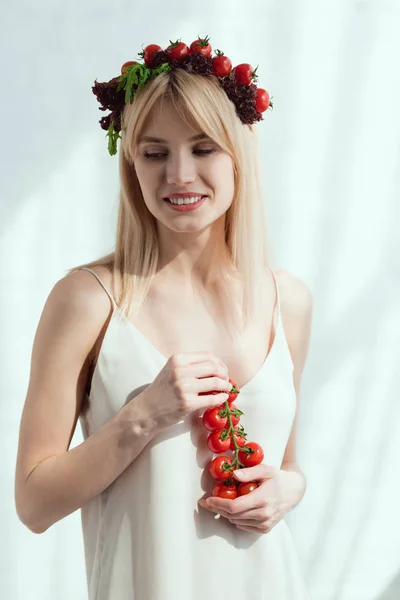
<box><xmin>121</xmin><ymin>36</ymin><xmax>271</xmax><ymax>114</ymax></box>
<box><xmin>200</xmin><ymin>378</ymin><xmax>264</xmax><ymax>499</ymax></box>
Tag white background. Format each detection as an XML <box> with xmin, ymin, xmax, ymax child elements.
<box><xmin>1</xmin><ymin>1</ymin><xmax>399</xmax><ymax>598</ymax></box>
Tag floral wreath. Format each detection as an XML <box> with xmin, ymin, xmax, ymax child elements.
<box><xmin>92</xmin><ymin>36</ymin><xmax>274</xmax><ymax>156</ymax></box>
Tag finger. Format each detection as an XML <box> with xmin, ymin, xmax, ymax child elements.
<box><xmin>194</xmin><ymin>366</ymin><xmax>232</xmax><ymax>391</ymax></box>
<box><xmin>201</xmin><ymin>501</ymin><xmax>267</xmax><ymax>522</ymax></box>
<box><xmin>198</xmin><ymin>502</ymin><xmax>232</xmax><ymax>520</ymax></box>
<box><xmin>229</xmin><ymin>517</ymin><xmax>261</xmax><ymax>525</ymax></box>
<box><xmin>205</xmin><ymin>492</ymin><xmax>265</xmax><ymax>515</ymax></box>
<box><xmin>233</xmin><ymin>464</ymin><xmax>276</xmax><ymax>482</ymax></box>
<box><xmin>236</xmin><ymin>524</ymin><xmax>266</xmax><ymax>534</ymax></box>
<box><xmin>228</xmin><ymin>508</ymin><xmax>267</xmax><ymax>521</ymax></box>
<box><xmin>194</xmin><ymin>361</ymin><xmax>230</xmax><ymax>380</ymax></box>
<box><xmin>203</xmin><ymin>502</ymin><xmax>252</xmax><ymax>520</ymax></box>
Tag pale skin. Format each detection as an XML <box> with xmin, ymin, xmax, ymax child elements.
<box><xmin>133</xmin><ymin>100</ymin><xmax>236</xmax><ymax>287</ymax></box>
<box><xmin>14</xmin><ymin>99</ymin><xmax>312</xmax><ymax>535</ymax></box>
<box><xmin>198</xmin><ymin>273</ymin><xmax>312</xmax><ymax>533</ymax></box>
<box><xmin>135</xmin><ymin>100</ymin><xmax>312</xmax><ymax>533</ymax></box>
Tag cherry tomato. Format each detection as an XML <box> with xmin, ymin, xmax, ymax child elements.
<box><xmin>255</xmin><ymin>88</ymin><xmax>270</xmax><ymax>113</ymax></box>
<box><xmin>142</xmin><ymin>44</ymin><xmax>163</xmax><ymax>65</ymax></box>
<box><xmin>238</xmin><ymin>442</ymin><xmax>264</xmax><ymax>467</ymax></box>
<box><xmin>167</xmin><ymin>41</ymin><xmax>190</xmax><ymax>61</ymax></box>
<box><xmin>212</xmin><ymin>54</ymin><xmax>232</xmax><ymax>78</ymax></box>
<box><xmin>229</xmin><ymin>430</ymin><xmax>247</xmax><ymax>450</ymax></box>
<box><xmin>212</xmin><ymin>483</ymin><xmax>238</xmax><ymax>499</ymax></box>
<box><xmin>208</xmin><ymin>456</ymin><xmax>233</xmax><ymax>481</ymax></box>
<box><xmin>227</xmin><ymin>378</ymin><xmax>240</xmax><ymax>403</ymax></box>
<box><xmin>207</xmin><ymin>429</ymin><xmax>231</xmax><ymax>454</ymax></box>
<box><xmin>202</xmin><ymin>406</ymin><xmax>228</xmax><ymax>431</ymax></box>
<box><xmin>190</xmin><ymin>36</ymin><xmax>212</xmax><ymax>57</ymax></box>
<box><xmin>237</xmin><ymin>481</ymin><xmax>259</xmax><ymax>496</ymax></box>
<box><xmin>226</xmin><ymin>403</ymin><xmax>240</xmax><ymax>427</ymax></box>
<box><xmin>121</xmin><ymin>61</ymin><xmax>138</xmax><ymax>74</ymax></box>
<box><xmin>234</xmin><ymin>63</ymin><xmax>255</xmax><ymax>86</ymax></box>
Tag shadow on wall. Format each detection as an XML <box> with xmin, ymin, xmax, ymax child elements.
<box><xmin>377</xmin><ymin>570</ymin><xmax>400</xmax><ymax>600</ymax></box>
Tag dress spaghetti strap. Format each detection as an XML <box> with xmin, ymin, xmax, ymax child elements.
<box><xmin>78</xmin><ymin>267</ymin><xmax>117</xmax><ymax>309</ymax></box>
<box><xmin>78</xmin><ymin>262</ymin><xmax>303</xmax><ymax>600</ymax></box>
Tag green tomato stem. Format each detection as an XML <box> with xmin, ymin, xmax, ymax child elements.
<box><xmin>224</xmin><ymin>400</ymin><xmax>245</xmax><ymax>472</ymax></box>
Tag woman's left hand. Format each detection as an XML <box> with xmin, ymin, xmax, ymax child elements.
<box><xmin>198</xmin><ymin>464</ymin><xmax>301</xmax><ymax>534</ymax></box>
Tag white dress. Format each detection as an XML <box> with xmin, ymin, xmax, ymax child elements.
<box><xmin>77</xmin><ymin>267</ymin><xmax>307</xmax><ymax>600</ymax></box>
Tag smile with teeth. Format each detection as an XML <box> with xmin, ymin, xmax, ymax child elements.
<box><xmin>165</xmin><ymin>196</ymin><xmax>204</xmax><ymax>205</ymax></box>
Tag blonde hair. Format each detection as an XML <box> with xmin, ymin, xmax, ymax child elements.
<box><xmin>67</xmin><ymin>69</ymin><xmax>272</xmax><ymax>329</ymax></box>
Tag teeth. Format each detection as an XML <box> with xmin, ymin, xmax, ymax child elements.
<box><xmin>166</xmin><ymin>196</ymin><xmax>203</xmax><ymax>205</ymax></box>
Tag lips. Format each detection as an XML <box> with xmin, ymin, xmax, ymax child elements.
<box><xmin>163</xmin><ymin>196</ymin><xmax>208</xmax><ymax>211</ymax></box>
<box><xmin>163</xmin><ymin>193</ymin><xmax>208</xmax><ymax>199</ymax></box>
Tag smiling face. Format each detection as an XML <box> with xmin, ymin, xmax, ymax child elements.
<box><xmin>133</xmin><ymin>99</ymin><xmax>235</xmax><ymax>234</ymax></box>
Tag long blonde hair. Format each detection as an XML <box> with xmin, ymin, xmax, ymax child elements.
<box><xmin>67</xmin><ymin>69</ymin><xmax>272</xmax><ymax>329</ymax></box>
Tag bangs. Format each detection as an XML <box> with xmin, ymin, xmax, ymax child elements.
<box><xmin>121</xmin><ymin>69</ymin><xmax>239</xmax><ymax>162</ymax></box>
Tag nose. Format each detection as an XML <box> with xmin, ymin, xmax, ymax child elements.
<box><xmin>165</xmin><ymin>150</ymin><xmax>196</xmax><ymax>186</ymax></box>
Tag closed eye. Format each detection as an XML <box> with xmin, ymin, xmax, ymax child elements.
<box><xmin>143</xmin><ymin>148</ymin><xmax>217</xmax><ymax>161</ymax></box>
<box><xmin>143</xmin><ymin>152</ymin><xmax>166</xmax><ymax>160</ymax></box>
<box><xmin>194</xmin><ymin>148</ymin><xmax>216</xmax><ymax>156</ymax></box>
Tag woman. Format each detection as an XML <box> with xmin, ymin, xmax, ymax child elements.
<box><xmin>15</xmin><ymin>37</ymin><xmax>312</xmax><ymax>599</ymax></box>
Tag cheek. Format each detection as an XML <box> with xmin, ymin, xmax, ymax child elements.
<box><xmin>209</xmin><ymin>156</ymin><xmax>235</xmax><ymax>200</ymax></box>
<box><xmin>134</xmin><ymin>162</ymin><xmax>162</xmax><ymax>196</ymax></box>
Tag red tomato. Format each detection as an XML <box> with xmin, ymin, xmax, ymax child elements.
<box><xmin>238</xmin><ymin>442</ymin><xmax>264</xmax><ymax>467</ymax></box>
<box><xmin>234</xmin><ymin>63</ymin><xmax>254</xmax><ymax>86</ymax></box>
<box><xmin>212</xmin><ymin>54</ymin><xmax>232</xmax><ymax>78</ymax></box>
<box><xmin>142</xmin><ymin>44</ymin><xmax>163</xmax><ymax>65</ymax></box>
<box><xmin>229</xmin><ymin>430</ymin><xmax>247</xmax><ymax>450</ymax></box>
<box><xmin>207</xmin><ymin>429</ymin><xmax>231</xmax><ymax>454</ymax></box>
<box><xmin>208</xmin><ymin>456</ymin><xmax>233</xmax><ymax>481</ymax></box>
<box><xmin>226</xmin><ymin>403</ymin><xmax>240</xmax><ymax>427</ymax></box>
<box><xmin>167</xmin><ymin>41</ymin><xmax>190</xmax><ymax>61</ymax></box>
<box><xmin>202</xmin><ymin>406</ymin><xmax>228</xmax><ymax>431</ymax></box>
<box><xmin>227</xmin><ymin>378</ymin><xmax>240</xmax><ymax>403</ymax></box>
<box><xmin>212</xmin><ymin>483</ymin><xmax>238</xmax><ymax>499</ymax></box>
<box><xmin>255</xmin><ymin>88</ymin><xmax>270</xmax><ymax>113</ymax></box>
<box><xmin>121</xmin><ymin>61</ymin><xmax>137</xmax><ymax>74</ymax></box>
<box><xmin>237</xmin><ymin>481</ymin><xmax>259</xmax><ymax>496</ymax></box>
<box><xmin>190</xmin><ymin>36</ymin><xmax>212</xmax><ymax>57</ymax></box>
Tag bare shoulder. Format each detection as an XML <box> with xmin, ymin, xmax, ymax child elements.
<box><xmin>61</xmin><ymin>265</ymin><xmax>116</xmax><ymax>345</ymax></box>
<box><xmin>273</xmin><ymin>269</ymin><xmax>313</xmax><ymax>377</ymax></box>
<box><xmin>63</xmin><ymin>265</ymin><xmax>114</xmax><ymax>303</ymax></box>
<box><xmin>274</xmin><ymin>269</ymin><xmax>313</xmax><ymax>317</ymax></box>
<box><xmin>15</xmin><ymin>266</ymin><xmax>115</xmax><ymax>500</ymax></box>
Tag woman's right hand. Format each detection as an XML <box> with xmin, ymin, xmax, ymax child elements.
<box><xmin>142</xmin><ymin>351</ymin><xmax>233</xmax><ymax>430</ymax></box>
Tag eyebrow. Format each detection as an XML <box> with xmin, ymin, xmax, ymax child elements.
<box><xmin>139</xmin><ymin>133</ymin><xmax>210</xmax><ymax>144</ymax></box>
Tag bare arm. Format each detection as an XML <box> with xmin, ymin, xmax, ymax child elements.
<box><xmin>278</xmin><ymin>270</ymin><xmax>313</xmax><ymax>509</ymax></box>
<box><xmin>14</xmin><ymin>270</ymin><xmax>160</xmax><ymax>534</ymax></box>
